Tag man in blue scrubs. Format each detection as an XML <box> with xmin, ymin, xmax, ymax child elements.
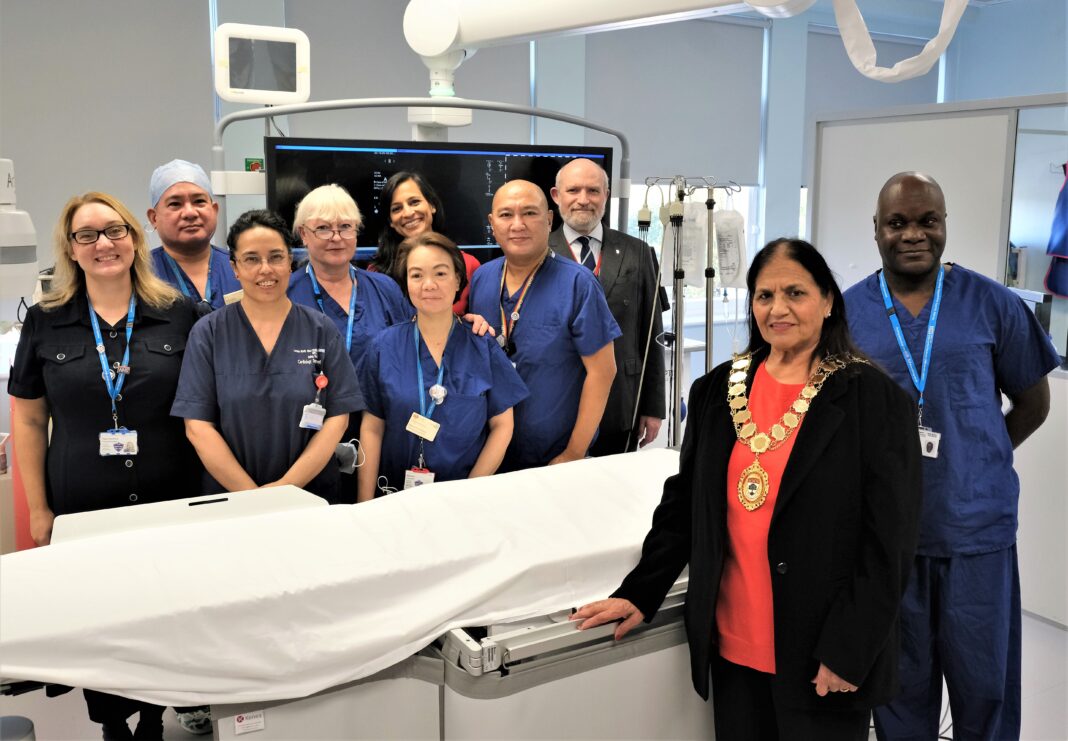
<box><xmin>843</xmin><ymin>172</ymin><xmax>1060</xmax><ymax>741</ymax></box>
<box><xmin>469</xmin><ymin>180</ymin><xmax>620</xmax><ymax>471</ymax></box>
<box><xmin>147</xmin><ymin>159</ymin><xmax>240</xmax><ymax>311</ymax></box>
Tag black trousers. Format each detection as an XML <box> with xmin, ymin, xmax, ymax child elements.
<box><xmin>83</xmin><ymin>690</ymin><xmax>164</xmax><ymax>740</ymax></box>
<box><xmin>711</xmin><ymin>655</ymin><xmax>871</xmax><ymax>741</ymax></box>
<box><xmin>589</xmin><ymin>428</ymin><xmax>639</xmax><ymax>457</ymax></box>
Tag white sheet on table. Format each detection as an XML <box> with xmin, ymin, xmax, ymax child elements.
<box><xmin>0</xmin><ymin>450</ymin><xmax>679</xmax><ymax>705</ymax></box>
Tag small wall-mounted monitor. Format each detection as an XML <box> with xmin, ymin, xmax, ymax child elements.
<box><xmin>264</xmin><ymin>137</ymin><xmax>614</xmax><ymax>264</ymax></box>
<box><xmin>214</xmin><ymin>23</ymin><xmax>310</xmax><ymax>105</ymax></box>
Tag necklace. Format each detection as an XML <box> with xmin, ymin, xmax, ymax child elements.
<box><xmin>727</xmin><ymin>352</ymin><xmax>855</xmax><ymax>512</ymax></box>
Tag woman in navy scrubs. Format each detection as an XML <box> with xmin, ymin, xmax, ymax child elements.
<box><xmin>356</xmin><ymin>231</ymin><xmax>527</xmax><ymax>500</ymax></box>
<box><xmin>287</xmin><ymin>185</ymin><xmax>409</xmax><ymax>502</ymax></box>
<box><xmin>8</xmin><ymin>192</ymin><xmax>203</xmax><ymax>740</ymax></box>
<box><xmin>172</xmin><ymin>210</ymin><xmax>364</xmax><ymax>503</ymax></box>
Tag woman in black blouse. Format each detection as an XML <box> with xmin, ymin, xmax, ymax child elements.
<box><xmin>8</xmin><ymin>191</ymin><xmax>203</xmax><ymax>740</ymax></box>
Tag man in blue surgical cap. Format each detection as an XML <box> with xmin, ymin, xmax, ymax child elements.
<box><xmin>147</xmin><ymin>159</ymin><xmax>240</xmax><ymax>311</ymax></box>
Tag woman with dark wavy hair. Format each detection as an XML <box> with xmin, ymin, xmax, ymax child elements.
<box><xmin>172</xmin><ymin>209</ymin><xmax>364</xmax><ymax>504</ymax></box>
<box><xmin>576</xmin><ymin>239</ymin><xmax>922</xmax><ymax>740</ymax></box>
<box><xmin>372</xmin><ymin>171</ymin><xmax>481</xmax><ymax>314</ymax></box>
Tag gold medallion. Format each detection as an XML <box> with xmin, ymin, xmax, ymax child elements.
<box><xmin>738</xmin><ymin>460</ymin><xmax>769</xmax><ymax>511</ymax></box>
<box><xmin>726</xmin><ymin>352</ymin><xmax>863</xmax><ymax>513</ymax></box>
<box><xmin>749</xmin><ymin>433</ymin><xmax>771</xmax><ymax>453</ymax></box>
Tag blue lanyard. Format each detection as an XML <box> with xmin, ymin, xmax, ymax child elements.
<box><xmin>87</xmin><ymin>293</ymin><xmax>136</xmax><ymax>428</ymax></box>
<box><xmin>162</xmin><ymin>250</ymin><xmax>212</xmax><ymax>303</ymax></box>
<box><xmin>413</xmin><ymin>321</ymin><xmax>453</xmax><ymax>420</ymax></box>
<box><xmin>306</xmin><ymin>264</ymin><xmax>357</xmax><ymax>354</ymax></box>
<box><xmin>878</xmin><ymin>265</ymin><xmax>944</xmax><ymax>419</ymax></box>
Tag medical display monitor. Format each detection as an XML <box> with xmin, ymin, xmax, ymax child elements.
<box><xmin>214</xmin><ymin>23</ymin><xmax>310</xmax><ymax>105</ymax></box>
<box><xmin>264</xmin><ymin>137</ymin><xmax>613</xmax><ymax>262</ymax></box>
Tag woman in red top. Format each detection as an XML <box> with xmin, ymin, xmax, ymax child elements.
<box><xmin>575</xmin><ymin>239</ymin><xmax>922</xmax><ymax>740</ymax></box>
<box><xmin>371</xmin><ymin>171</ymin><xmax>480</xmax><ymax>315</ymax></box>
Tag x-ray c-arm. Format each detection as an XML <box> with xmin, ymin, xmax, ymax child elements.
<box><xmin>404</xmin><ymin>0</ymin><xmax>816</xmax><ymax>58</ymax></box>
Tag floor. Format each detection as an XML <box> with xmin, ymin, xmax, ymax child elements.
<box><xmin>2</xmin><ymin>613</ymin><xmax>1065</xmax><ymax>740</ymax></box>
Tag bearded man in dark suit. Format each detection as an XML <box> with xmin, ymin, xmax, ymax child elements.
<box><xmin>549</xmin><ymin>158</ymin><xmax>665</xmax><ymax>455</ymax></box>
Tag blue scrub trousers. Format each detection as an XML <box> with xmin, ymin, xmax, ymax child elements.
<box><xmin>874</xmin><ymin>547</ymin><xmax>1021</xmax><ymax>741</ymax></box>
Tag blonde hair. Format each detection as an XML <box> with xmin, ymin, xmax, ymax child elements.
<box><xmin>293</xmin><ymin>183</ymin><xmax>363</xmax><ymax>234</ymax></box>
<box><xmin>40</xmin><ymin>192</ymin><xmax>180</xmax><ymax>310</ymax></box>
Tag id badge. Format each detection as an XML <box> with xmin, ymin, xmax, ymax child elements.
<box><xmin>918</xmin><ymin>426</ymin><xmax>941</xmax><ymax>459</ymax></box>
<box><xmin>99</xmin><ymin>428</ymin><xmax>138</xmax><ymax>456</ymax></box>
<box><xmin>406</xmin><ymin>412</ymin><xmax>440</xmax><ymax>442</ymax></box>
<box><xmin>300</xmin><ymin>403</ymin><xmax>326</xmax><ymax>430</ymax></box>
<box><xmin>403</xmin><ymin>467</ymin><xmax>436</xmax><ymax>489</ymax></box>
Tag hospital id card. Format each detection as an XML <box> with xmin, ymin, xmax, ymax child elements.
<box><xmin>99</xmin><ymin>428</ymin><xmax>138</xmax><ymax>456</ymax></box>
<box><xmin>919</xmin><ymin>426</ymin><xmax>941</xmax><ymax>459</ymax></box>
<box><xmin>406</xmin><ymin>412</ymin><xmax>440</xmax><ymax>442</ymax></box>
<box><xmin>404</xmin><ymin>467</ymin><xmax>436</xmax><ymax>489</ymax></box>
<box><xmin>299</xmin><ymin>403</ymin><xmax>326</xmax><ymax>430</ymax></box>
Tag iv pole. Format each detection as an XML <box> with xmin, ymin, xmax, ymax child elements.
<box><xmin>643</xmin><ymin>176</ymin><xmax>740</xmax><ymax>447</ymax></box>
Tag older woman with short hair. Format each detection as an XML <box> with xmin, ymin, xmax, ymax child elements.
<box><xmin>288</xmin><ymin>183</ymin><xmax>411</xmax><ymax>367</ymax></box>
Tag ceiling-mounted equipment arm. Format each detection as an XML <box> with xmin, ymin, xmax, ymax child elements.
<box><xmin>403</xmin><ymin>0</ymin><xmax>817</xmax><ymax>59</ymax></box>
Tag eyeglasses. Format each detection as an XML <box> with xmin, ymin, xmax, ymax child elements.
<box><xmin>70</xmin><ymin>224</ymin><xmax>132</xmax><ymax>245</ymax></box>
<box><xmin>309</xmin><ymin>226</ymin><xmax>357</xmax><ymax>240</ymax></box>
<box><xmin>235</xmin><ymin>253</ymin><xmax>289</xmax><ymax>269</ymax></box>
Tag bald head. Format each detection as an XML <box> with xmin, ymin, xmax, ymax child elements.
<box><xmin>555</xmin><ymin>158</ymin><xmax>609</xmax><ymax>191</ymax></box>
<box><xmin>493</xmin><ymin>180</ymin><xmax>548</xmax><ymax>211</ymax></box>
<box><xmin>489</xmin><ymin>180</ymin><xmax>554</xmax><ymax>265</ymax></box>
<box><xmin>875</xmin><ymin>172</ymin><xmax>945</xmax><ymax>222</ymax></box>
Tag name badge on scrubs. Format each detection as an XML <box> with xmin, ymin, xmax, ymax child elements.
<box><xmin>99</xmin><ymin>428</ymin><xmax>138</xmax><ymax>456</ymax></box>
<box><xmin>406</xmin><ymin>412</ymin><xmax>440</xmax><ymax>442</ymax></box>
<box><xmin>918</xmin><ymin>426</ymin><xmax>941</xmax><ymax>459</ymax></box>
<box><xmin>300</xmin><ymin>403</ymin><xmax>326</xmax><ymax>430</ymax></box>
<box><xmin>404</xmin><ymin>467</ymin><xmax>436</xmax><ymax>489</ymax></box>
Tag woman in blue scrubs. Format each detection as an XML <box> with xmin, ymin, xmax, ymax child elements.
<box><xmin>173</xmin><ymin>210</ymin><xmax>364</xmax><ymax>503</ymax></box>
<box><xmin>356</xmin><ymin>231</ymin><xmax>527</xmax><ymax>500</ymax></box>
<box><xmin>288</xmin><ymin>184</ymin><xmax>410</xmax><ymax>368</ymax></box>
<box><xmin>287</xmin><ymin>185</ymin><xmax>410</xmax><ymax>502</ymax></box>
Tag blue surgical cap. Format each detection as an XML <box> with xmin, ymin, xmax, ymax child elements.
<box><xmin>149</xmin><ymin>159</ymin><xmax>213</xmax><ymax>208</ymax></box>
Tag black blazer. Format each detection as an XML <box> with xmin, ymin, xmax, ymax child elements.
<box><xmin>549</xmin><ymin>227</ymin><xmax>665</xmax><ymax>434</ymax></box>
<box><xmin>613</xmin><ymin>353</ymin><xmax>921</xmax><ymax>711</ymax></box>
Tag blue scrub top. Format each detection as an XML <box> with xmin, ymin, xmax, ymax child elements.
<box><xmin>844</xmin><ymin>265</ymin><xmax>1060</xmax><ymax>556</ymax></box>
<box><xmin>171</xmin><ymin>302</ymin><xmax>366</xmax><ymax>502</ymax></box>
<box><xmin>287</xmin><ymin>266</ymin><xmax>411</xmax><ymax>368</ymax></box>
<box><xmin>150</xmin><ymin>246</ymin><xmax>241</xmax><ymax>311</ymax></box>
<box><xmin>357</xmin><ymin>320</ymin><xmax>528</xmax><ymax>492</ymax></box>
<box><xmin>468</xmin><ymin>252</ymin><xmax>621</xmax><ymax>471</ymax></box>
